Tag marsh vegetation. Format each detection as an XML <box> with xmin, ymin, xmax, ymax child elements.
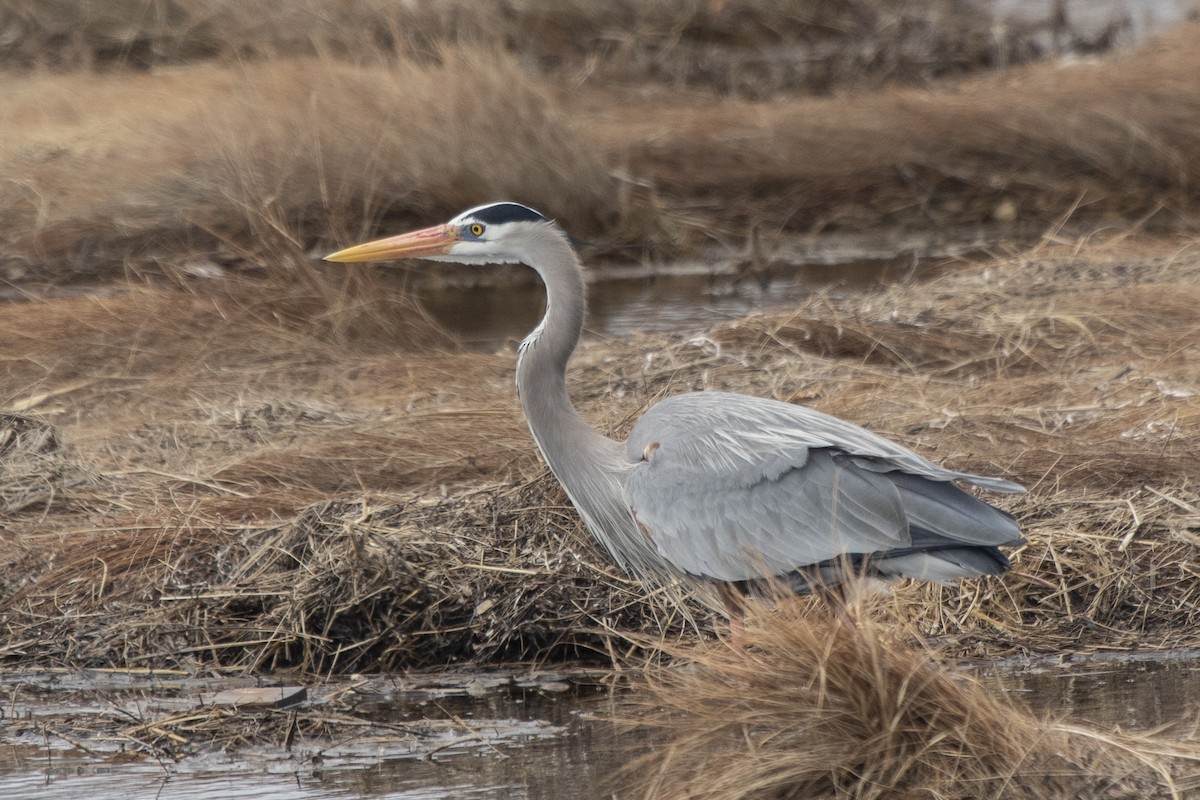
<box><xmin>3</xmin><ymin>1</ymin><xmax>1200</xmax><ymax>796</ymax></box>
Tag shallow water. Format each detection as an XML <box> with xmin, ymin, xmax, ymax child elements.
<box><xmin>3</xmin><ymin>654</ymin><xmax>1199</xmax><ymax>799</ymax></box>
<box><xmin>419</xmin><ymin>226</ymin><xmax>1005</xmax><ymax>348</ymax></box>
<box><xmin>999</xmin><ymin>649</ymin><xmax>1200</xmax><ymax>729</ymax></box>
<box><xmin>421</xmin><ymin>256</ymin><xmax>935</xmax><ymax>348</ymax></box>
<box><xmin>0</xmin><ymin>669</ymin><xmax>628</xmax><ymax>800</ymax></box>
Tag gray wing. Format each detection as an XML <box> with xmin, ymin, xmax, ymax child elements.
<box><xmin>622</xmin><ymin>391</ymin><xmax>1022</xmax><ymax>582</ymax></box>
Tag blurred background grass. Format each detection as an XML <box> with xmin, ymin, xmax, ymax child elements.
<box><xmin>2</xmin><ymin>0</ymin><xmax>1196</xmax><ymax>287</ymax></box>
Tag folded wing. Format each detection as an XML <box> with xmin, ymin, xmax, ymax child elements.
<box><xmin>623</xmin><ymin>391</ymin><xmax>1022</xmax><ymax>583</ymax></box>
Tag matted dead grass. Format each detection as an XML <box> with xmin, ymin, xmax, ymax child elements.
<box><xmin>0</xmin><ymin>486</ymin><xmax>697</xmax><ymax>671</ymax></box>
<box><xmin>623</xmin><ymin>602</ymin><xmax>1200</xmax><ymax>799</ymax></box>
<box><xmin>0</xmin><ymin>280</ymin><xmax>534</xmax><ymax>517</ymax></box>
<box><xmin>0</xmin><ymin>412</ymin><xmax>107</xmax><ymax>514</ymax></box>
<box><xmin>2</xmin><ymin>233</ymin><xmax>1199</xmax><ymax>672</ymax></box>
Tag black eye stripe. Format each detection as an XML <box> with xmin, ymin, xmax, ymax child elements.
<box><xmin>469</xmin><ymin>203</ymin><xmax>546</xmax><ymax>225</ymax></box>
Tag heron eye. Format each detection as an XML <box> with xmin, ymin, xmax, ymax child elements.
<box><xmin>469</xmin><ymin>223</ymin><xmax>485</xmax><ymax>237</ymax></box>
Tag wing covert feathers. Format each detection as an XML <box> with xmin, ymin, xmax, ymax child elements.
<box><xmin>622</xmin><ymin>391</ymin><xmax>1023</xmax><ymax>583</ymax></box>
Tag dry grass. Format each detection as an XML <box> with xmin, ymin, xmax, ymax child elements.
<box><xmin>4</xmin><ymin>23</ymin><xmax>1200</xmax><ymax>286</ymax></box>
<box><xmin>2</xmin><ymin>9</ymin><xmax>1200</xmax><ymax>676</ymax></box>
<box><xmin>3</xmin><ymin>234</ymin><xmax>1200</xmax><ymax>671</ymax></box>
<box><xmin>0</xmin><ymin>283</ymin><xmax>687</xmax><ymax>671</ymax></box>
<box><xmin>0</xmin><ymin>1</ymin><xmax>1056</xmax><ymax>95</ymax></box>
<box><xmin>602</xmin><ymin>23</ymin><xmax>1200</xmax><ymax>240</ymax></box>
<box><xmin>623</xmin><ymin>602</ymin><xmax>1200</xmax><ymax>799</ymax></box>
<box><xmin>0</xmin><ymin>413</ymin><xmax>105</xmax><ymax>513</ymax></box>
<box><xmin>0</xmin><ymin>485</ymin><xmax>704</xmax><ymax>672</ymax></box>
<box><xmin>0</xmin><ymin>283</ymin><xmax>524</xmax><ymax>509</ymax></box>
<box><xmin>0</xmin><ymin>48</ymin><xmax>623</xmax><ymax>281</ymax></box>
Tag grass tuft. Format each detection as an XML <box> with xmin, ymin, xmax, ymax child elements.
<box><xmin>624</xmin><ymin>601</ymin><xmax>1200</xmax><ymax>799</ymax></box>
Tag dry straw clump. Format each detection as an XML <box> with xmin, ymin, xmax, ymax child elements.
<box><xmin>0</xmin><ymin>483</ymin><xmax>707</xmax><ymax>672</ymax></box>
<box><xmin>0</xmin><ymin>412</ymin><xmax>104</xmax><ymax>514</ymax></box>
<box><xmin>625</xmin><ymin>602</ymin><xmax>1200</xmax><ymax>799</ymax></box>
<box><xmin>908</xmin><ymin>485</ymin><xmax>1200</xmax><ymax>655</ymax></box>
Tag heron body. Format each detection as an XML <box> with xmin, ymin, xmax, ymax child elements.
<box><xmin>326</xmin><ymin>203</ymin><xmax>1023</xmax><ymax>606</ymax></box>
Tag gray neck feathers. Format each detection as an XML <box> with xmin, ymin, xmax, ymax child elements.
<box><xmin>515</xmin><ymin>225</ymin><xmax>606</xmax><ymax>456</ymax></box>
<box><xmin>514</xmin><ymin>225</ymin><xmax>658</xmax><ymax>575</ymax></box>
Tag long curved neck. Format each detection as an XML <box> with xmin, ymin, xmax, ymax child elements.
<box><xmin>515</xmin><ymin>228</ymin><xmax>613</xmax><ymax>457</ymax></box>
<box><xmin>512</xmin><ymin>224</ymin><xmax>661</xmax><ymax>578</ymax></box>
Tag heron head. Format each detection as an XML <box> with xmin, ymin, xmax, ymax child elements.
<box><xmin>324</xmin><ymin>202</ymin><xmax>553</xmax><ymax>266</ymax></box>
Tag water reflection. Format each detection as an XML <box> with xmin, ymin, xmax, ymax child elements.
<box><xmin>420</xmin><ymin>256</ymin><xmax>941</xmax><ymax>349</ymax></box>
<box><xmin>413</xmin><ymin>222</ymin><xmax>1052</xmax><ymax>347</ymax></box>
<box><xmin>999</xmin><ymin>650</ymin><xmax>1200</xmax><ymax>729</ymax></box>
<box><xmin>0</xmin><ymin>671</ymin><xmax>632</xmax><ymax>800</ymax></box>
<box><xmin>3</xmin><ymin>654</ymin><xmax>1199</xmax><ymax>799</ymax></box>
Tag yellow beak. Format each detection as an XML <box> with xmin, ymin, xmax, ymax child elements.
<box><xmin>323</xmin><ymin>224</ymin><xmax>458</xmax><ymax>263</ymax></box>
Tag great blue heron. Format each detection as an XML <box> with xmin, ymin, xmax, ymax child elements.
<box><xmin>325</xmin><ymin>202</ymin><xmax>1024</xmax><ymax>621</ymax></box>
